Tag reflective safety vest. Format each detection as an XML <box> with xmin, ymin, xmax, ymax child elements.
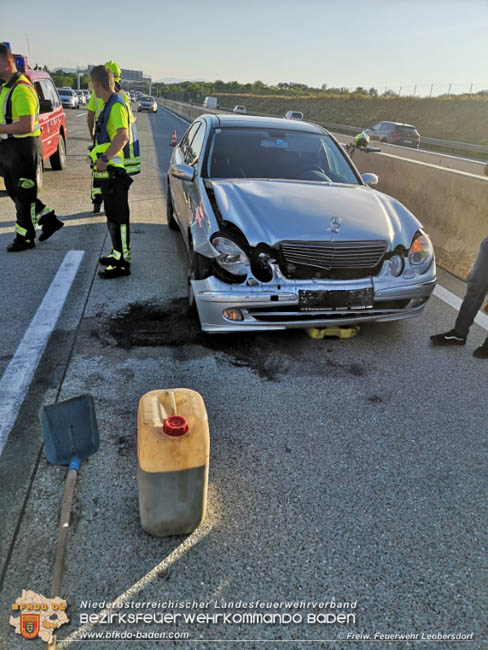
<box><xmin>91</xmin><ymin>94</ymin><xmax>127</xmax><ymax>179</ymax></box>
<box><xmin>123</xmin><ymin>120</ymin><xmax>140</xmax><ymax>175</ymax></box>
<box><xmin>0</xmin><ymin>72</ymin><xmax>40</xmax><ymax>138</ymax></box>
<box><xmin>354</xmin><ymin>132</ymin><xmax>369</xmax><ymax>148</ymax></box>
<box><xmin>120</xmin><ymin>91</ymin><xmax>140</xmax><ymax>176</ymax></box>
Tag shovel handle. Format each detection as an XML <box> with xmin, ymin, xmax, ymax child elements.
<box><xmin>51</xmin><ymin>468</ymin><xmax>78</xmax><ymax>598</ymax></box>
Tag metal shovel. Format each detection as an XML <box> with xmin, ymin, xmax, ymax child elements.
<box><xmin>40</xmin><ymin>395</ymin><xmax>99</xmax><ymax>601</ymax></box>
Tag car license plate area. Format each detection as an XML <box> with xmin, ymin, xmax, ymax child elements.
<box><xmin>299</xmin><ymin>289</ymin><xmax>373</xmax><ymax>311</ymax></box>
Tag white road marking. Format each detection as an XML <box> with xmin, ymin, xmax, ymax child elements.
<box><xmin>0</xmin><ymin>250</ymin><xmax>84</xmax><ymax>456</ymax></box>
<box><xmin>76</xmin><ymin>112</ymin><xmax>88</xmax><ymax>118</ymax></box>
<box><xmin>57</xmin><ymin>524</ymin><xmax>211</xmax><ymax>648</ymax></box>
<box><xmin>434</xmin><ymin>284</ymin><xmax>488</xmax><ymax>331</ymax></box>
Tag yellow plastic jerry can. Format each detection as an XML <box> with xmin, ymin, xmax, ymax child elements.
<box><xmin>137</xmin><ymin>389</ymin><xmax>210</xmax><ymax>537</ymax></box>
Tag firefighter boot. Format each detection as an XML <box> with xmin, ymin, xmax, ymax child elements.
<box><xmin>7</xmin><ymin>236</ymin><xmax>35</xmax><ymax>252</ymax></box>
<box><xmin>38</xmin><ymin>210</ymin><xmax>64</xmax><ymax>241</ymax></box>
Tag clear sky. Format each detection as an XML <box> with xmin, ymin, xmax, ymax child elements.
<box><xmin>4</xmin><ymin>0</ymin><xmax>487</xmax><ymax>94</ymax></box>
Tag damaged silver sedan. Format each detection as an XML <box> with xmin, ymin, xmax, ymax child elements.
<box><xmin>166</xmin><ymin>115</ymin><xmax>436</xmax><ymax>333</ymax></box>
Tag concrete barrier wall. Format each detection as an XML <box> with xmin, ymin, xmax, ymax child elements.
<box><xmin>352</xmin><ymin>150</ymin><xmax>488</xmax><ymax>280</ymax></box>
<box><xmin>159</xmin><ymin>99</ymin><xmax>216</xmax><ymax>122</ymax></box>
<box><xmin>160</xmin><ymin>99</ymin><xmax>488</xmax><ymax>281</ymax></box>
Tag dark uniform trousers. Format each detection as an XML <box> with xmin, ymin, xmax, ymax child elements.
<box><xmin>99</xmin><ymin>168</ymin><xmax>133</xmax><ymax>264</ymax></box>
<box><xmin>0</xmin><ymin>136</ymin><xmax>54</xmax><ymax>240</ymax></box>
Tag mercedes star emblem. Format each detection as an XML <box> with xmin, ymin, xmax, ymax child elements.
<box><xmin>331</xmin><ymin>217</ymin><xmax>342</xmax><ymax>232</ymax></box>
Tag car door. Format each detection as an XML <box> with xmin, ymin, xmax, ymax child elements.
<box><xmin>170</xmin><ymin>122</ymin><xmax>201</xmax><ymax>239</ymax></box>
<box><xmin>39</xmin><ymin>79</ymin><xmax>61</xmax><ymax>158</ymax></box>
<box><xmin>178</xmin><ymin>122</ymin><xmax>207</xmax><ymax>249</ymax></box>
<box><xmin>369</xmin><ymin>123</ymin><xmax>381</xmax><ymax>141</ymax></box>
<box><xmin>182</xmin><ymin>123</ymin><xmax>207</xmax><ymax>246</ymax></box>
<box><xmin>32</xmin><ymin>81</ymin><xmax>49</xmax><ymax>160</ymax></box>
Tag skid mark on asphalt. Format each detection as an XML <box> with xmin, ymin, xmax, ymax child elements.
<box><xmin>92</xmin><ymin>298</ymin><xmax>369</xmax><ymax>382</ymax></box>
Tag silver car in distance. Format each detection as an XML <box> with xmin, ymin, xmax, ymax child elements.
<box><xmin>167</xmin><ymin>115</ymin><xmax>436</xmax><ymax>333</ymax></box>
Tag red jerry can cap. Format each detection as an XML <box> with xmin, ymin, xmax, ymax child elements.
<box><xmin>163</xmin><ymin>415</ymin><xmax>189</xmax><ymax>437</ymax></box>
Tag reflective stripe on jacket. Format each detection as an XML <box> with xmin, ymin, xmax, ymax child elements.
<box><xmin>89</xmin><ymin>142</ymin><xmax>125</xmax><ymax>179</ymax></box>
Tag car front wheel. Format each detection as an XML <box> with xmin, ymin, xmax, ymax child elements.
<box><xmin>166</xmin><ymin>186</ymin><xmax>179</xmax><ymax>231</ymax></box>
<box><xmin>50</xmin><ymin>135</ymin><xmax>66</xmax><ymax>170</ymax></box>
<box><xmin>187</xmin><ymin>247</ymin><xmax>210</xmax><ymax>315</ymax></box>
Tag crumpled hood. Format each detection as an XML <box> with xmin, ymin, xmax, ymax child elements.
<box><xmin>210</xmin><ymin>179</ymin><xmax>422</xmax><ymax>249</ymax></box>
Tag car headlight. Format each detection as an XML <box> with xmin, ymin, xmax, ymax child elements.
<box><xmin>388</xmin><ymin>254</ymin><xmax>403</xmax><ymax>277</ymax></box>
<box><xmin>408</xmin><ymin>233</ymin><xmax>434</xmax><ymax>274</ymax></box>
<box><xmin>212</xmin><ymin>237</ymin><xmax>249</xmax><ymax>276</ymax></box>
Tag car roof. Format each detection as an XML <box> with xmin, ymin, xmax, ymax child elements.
<box><xmin>24</xmin><ymin>70</ymin><xmax>53</xmax><ymax>82</ymax></box>
<box><xmin>381</xmin><ymin>121</ymin><xmax>417</xmax><ymax>128</ymax></box>
<box><xmin>201</xmin><ymin>114</ymin><xmax>324</xmax><ymax>133</ymax></box>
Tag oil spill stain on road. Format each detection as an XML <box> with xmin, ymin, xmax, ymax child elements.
<box><xmin>104</xmin><ymin>299</ymin><xmax>367</xmax><ymax>382</ymax></box>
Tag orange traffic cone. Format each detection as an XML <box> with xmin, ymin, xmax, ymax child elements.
<box><xmin>169</xmin><ymin>130</ymin><xmax>177</xmax><ymax>147</ymax></box>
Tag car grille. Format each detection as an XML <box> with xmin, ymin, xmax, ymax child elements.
<box><xmin>280</xmin><ymin>240</ymin><xmax>387</xmax><ymax>279</ymax></box>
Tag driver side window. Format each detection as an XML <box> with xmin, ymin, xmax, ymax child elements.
<box><xmin>185</xmin><ymin>124</ymin><xmax>206</xmax><ymax>170</ymax></box>
<box><xmin>179</xmin><ymin>123</ymin><xmax>200</xmax><ymax>162</ymax></box>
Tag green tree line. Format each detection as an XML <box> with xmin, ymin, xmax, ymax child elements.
<box><xmin>45</xmin><ymin>67</ymin><xmax>91</xmax><ymax>89</ymax></box>
<box><xmin>153</xmin><ymin>80</ymin><xmax>385</xmax><ymax>101</ymax></box>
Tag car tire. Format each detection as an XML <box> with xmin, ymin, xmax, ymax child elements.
<box><xmin>187</xmin><ymin>248</ymin><xmax>208</xmax><ymax>315</ymax></box>
<box><xmin>36</xmin><ymin>157</ymin><xmax>43</xmax><ymax>191</ymax></box>
<box><xmin>50</xmin><ymin>136</ymin><xmax>66</xmax><ymax>171</ymax></box>
<box><xmin>166</xmin><ymin>187</ymin><xmax>179</xmax><ymax>231</ymax></box>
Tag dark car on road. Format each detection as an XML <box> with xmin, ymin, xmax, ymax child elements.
<box><xmin>364</xmin><ymin>121</ymin><xmax>420</xmax><ymax>148</ymax></box>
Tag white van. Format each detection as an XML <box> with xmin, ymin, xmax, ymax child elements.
<box><xmin>203</xmin><ymin>96</ymin><xmax>218</xmax><ymax>109</ymax></box>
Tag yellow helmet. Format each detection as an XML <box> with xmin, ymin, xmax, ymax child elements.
<box><xmin>105</xmin><ymin>60</ymin><xmax>121</xmax><ymax>82</ymax></box>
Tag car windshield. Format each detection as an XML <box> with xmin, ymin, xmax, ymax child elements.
<box><xmin>141</xmin><ymin>96</ymin><xmax>152</xmax><ymax>101</ymax></box>
<box><xmin>206</xmin><ymin>127</ymin><xmax>359</xmax><ymax>184</ymax></box>
<box><xmin>397</xmin><ymin>125</ymin><xmax>417</xmax><ymax>134</ymax></box>
<box><xmin>59</xmin><ymin>89</ymin><xmax>73</xmax><ymax>95</ymax></box>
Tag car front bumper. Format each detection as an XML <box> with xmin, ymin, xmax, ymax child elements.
<box><xmin>192</xmin><ymin>265</ymin><xmax>437</xmax><ymax>333</ymax></box>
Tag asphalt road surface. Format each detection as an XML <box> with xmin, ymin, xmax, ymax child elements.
<box><xmin>0</xmin><ymin>106</ymin><xmax>485</xmax><ymax>650</ymax></box>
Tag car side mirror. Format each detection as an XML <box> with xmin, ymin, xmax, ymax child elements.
<box><xmin>362</xmin><ymin>173</ymin><xmax>379</xmax><ymax>187</ymax></box>
<box><xmin>39</xmin><ymin>99</ymin><xmax>53</xmax><ymax>114</ymax></box>
<box><xmin>171</xmin><ymin>163</ymin><xmax>195</xmax><ymax>182</ymax></box>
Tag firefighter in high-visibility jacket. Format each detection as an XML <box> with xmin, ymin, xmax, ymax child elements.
<box><xmin>104</xmin><ymin>61</ymin><xmax>141</xmax><ymax>176</ymax></box>
<box><xmin>0</xmin><ymin>44</ymin><xmax>63</xmax><ymax>251</ymax></box>
<box><xmin>89</xmin><ymin>64</ymin><xmax>133</xmax><ymax>279</ymax></box>
<box><xmin>87</xmin><ymin>60</ymin><xmax>140</xmax><ymax>212</ymax></box>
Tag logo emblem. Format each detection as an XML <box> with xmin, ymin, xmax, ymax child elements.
<box><xmin>330</xmin><ymin>217</ymin><xmax>342</xmax><ymax>233</ymax></box>
<box><xmin>20</xmin><ymin>613</ymin><xmax>40</xmax><ymax>639</ymax></box>
<box><xmin>10</xmin><ymin>590</ymin><xmax>69</xmax><ymax>644</ymax></box>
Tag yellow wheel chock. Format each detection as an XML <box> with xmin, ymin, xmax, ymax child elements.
<box><xmin>306</xmin><ymin>325</ymin><xmax>360</xmax><ymax>340</ymax></box>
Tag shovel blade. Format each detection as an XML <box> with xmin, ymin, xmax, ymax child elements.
<box><xmin>40</xmin><ymin>395</ymin><xmax>99</xmax><ymax>466</ymax></box>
